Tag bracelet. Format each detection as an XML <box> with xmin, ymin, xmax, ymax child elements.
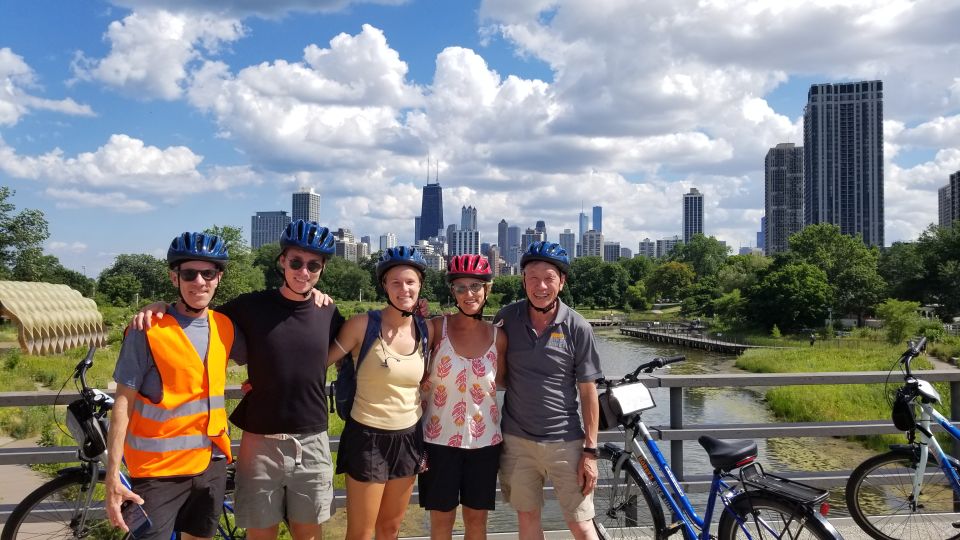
<box><xmin>334</xmin><ymin>339</ymin><xmax>349</xmax><ymax>355</ymax></box>
<box><xmin>582</xmin><ymin>446</ymin><xmax>598</xmax><ymax>455</ymax></box>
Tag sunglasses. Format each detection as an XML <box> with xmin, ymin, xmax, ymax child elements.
<box><xmin>177</xmin><ymin>268</ymin><xmax>219</xmax><ymax>281</ymax></box>
<box><xmin>451</xmin><ymin>282</ymin><xmax>485</xmax><ymax>295</ymax></box>
<box><xmin>288</xmin><ymin>258</ymin><xmax>324</xmax><ymax>273</ymax></box>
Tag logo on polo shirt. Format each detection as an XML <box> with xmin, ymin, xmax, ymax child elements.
<box><xmin>547</xmin><ymin>331</ymin><xmax>568</xmax><ymax>351</ymax></box>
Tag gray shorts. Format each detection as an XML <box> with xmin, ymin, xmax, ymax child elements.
<box><xmin>234</xmin><ymin>431</ymin><xmax>334</xmax><ymax>528</ymax></box>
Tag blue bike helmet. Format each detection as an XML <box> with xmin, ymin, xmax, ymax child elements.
<box><xmin>167</xmin><ymin>232</ymin><xmax>229</xmax><ymax>269</ymax></box>
<box><xmin>520</xmin><ymin>241</ymin><xmax>570</xmax><ymax>275</ymax></box>
<box><xmin>280</xmin><ymin>220</ymin><xmax>335</xmax><ymax>257</ymax></box>
<box><xmin>376</xmin><ymin>246</ymin><xmax>427</xmax><ymax>283</ymax></box>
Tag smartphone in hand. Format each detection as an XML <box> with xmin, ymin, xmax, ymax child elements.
<box><xmin>120</xmin><ymin>500</ymin><xmax>152</xmax><ymax>538</ymax></box>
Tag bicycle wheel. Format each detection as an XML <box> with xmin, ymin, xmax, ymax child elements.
<box><xmin>593</xmin><ymin>452</ymin><xmax>665</xmax><ymax>539</ymax></box>
<box><xmin>1</xmin><ymin>471</ymin><xmax>127</xmax><ymax>540</ymax></box>
<box><xmin>846</xmin><ymin>449</ymin><xmax>959</xmax><ymax>540</ymax></box>
<box><xmin>718</xmin><ymin>493</ymin><xmax>838</xmax><ymax>540</ymax></box>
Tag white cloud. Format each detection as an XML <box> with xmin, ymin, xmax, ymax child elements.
<box><xmin>72</xmin><ymin>9</ymin><xmax>245</xmax><ymax>100</ymax></box>
<box><xmin>0</xmin><ymin>134</ymin><xmax>261</xmax><ymax>212</ymax></box>
<box><xmin>45</xmin><ymin>188</ymin><xmax>154</xmax><ymax>213</ymax></box>
<box><xmin>0</xmin><ymin>48</ymin><xmax>94</xmax><ymax>126</ymax></box>
<box><xmin>47</xmin><ymin>241</ymin><xmax>89</xmax><ymax>253</ymax></box>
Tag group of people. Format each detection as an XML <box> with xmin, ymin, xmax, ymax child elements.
<box><xmin>104</xmin><ymin>219</ymin><xmax>603</xmax><ymax>540</ymax></box>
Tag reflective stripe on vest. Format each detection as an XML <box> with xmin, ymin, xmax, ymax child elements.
<box><xmin>124</xmin><ymin>310</ymin><xmax>234</xmax><ymax>478</ymax></box>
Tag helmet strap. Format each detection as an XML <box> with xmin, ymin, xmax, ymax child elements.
<box><xmin>455</xmin><ymin>301</ymin><xmax>485</xmax><ymax>321</ymax></box>
<box><xmin>530</xmin><ymin>297</ymin><xmax>558</xmax><ymax>314</ymax></box>
<box><xmin>175</xmin><ymin>271</ymin><xmax>209</xmax><ymax>314</ymax></box>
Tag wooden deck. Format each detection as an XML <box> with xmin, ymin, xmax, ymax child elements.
<box><xmin>619</xmin><ymin>327</ymin><xmax>755</xmax><ymax>354</ymax></box>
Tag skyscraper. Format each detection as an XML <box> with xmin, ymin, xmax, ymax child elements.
<box><xmin>578</xmin><ymin>211</ymin><xmax>589</xmax><ymax>255</ymax></box>
<box><xmin>683</xmin><ymin>188</ymin><xmax>704</xmax><ymax>243</ymax></box>
<box><xmin>498</xmin><ymin>219</ymin><xmax>508</xmax><ymax>251</ymax></box>
<box><xmin>380</xmin><ymin>232</ymin><xmax>398</xmax><ymax>251</ymax></box>
<box><xmin>757</xmin><ymin>217</ymin><xmax>766</xmax><ymax>253</ymax></box>
<box><xmin>558</xmin><ymin>229</ymin><xmax>576</xmax><ymax>258</ymax></box>
<box><xmin>939</xmin><ymin>184</ymin><xmax>952</xmax><ymax>228</ymax></box>
<box><xmin>449</xmin><ymin>229</ymin><xmax>480</xmax><ymax>256</ymax></box>
<box><xmin>804</xmin><ymin>80</ymin><xmax>884</xmax><ymax>246</ymax></box>
<box><xmin>250</xmin><ymin>211</ymin><xmax>291</xmax><ymax>249</ymax></box>
<box><xmin>592</xmin><ymin>206</ymin><xmax>603</xmax><ymax>233</ymax></box>
<box><xmin>603</xmin><ymin>241</ymin><xmax>621</xmax><ymax>262</ymax></box>
<box><xmin>764</xmin><ymin>143</ymin><xmax>804</xmax><ymax>255</ymax></box>
<box><xmin>419</xmin><ymin>180</ymin><xmax>444</xmax><ymax>241</ymax></box>
<box><xmin>582</xmin><ymin>230</ymin><xmax>603</xmax><ymax>257</ymax></box>
<box><xmin>535</xmin><ymin>220</ymin><xmax>547</xmax><ymax>241</ymax></box>
<box><xmin>461</xmin><ymin>205</ymin><xmax>477</xmax><ymax>231</ymax></box>
<box><xmin>292</xmin><ymin>187</ymin><xmax>321</xmax><ymax>223</ymax></box>
<box><xmin>638</xmin><ymin>238</ymin><xmax>656</xmax><ymax>258</ymax></box>
<box><xmin>506</xmin><ymin>225</ymin><xmax>521</xmax><ymax>265</ymax></box>
<box><xmin>656</xmin><ymin>235</ymin><xmax>681</xmax><ymax>258</ymax></box>
<box><xmin>951</xmin><ymin>171</ymin><xmax>960</xmax><ymax>227</ymax></box>
<box><xmin>414</xmin><ymin>216</ymin><xmax>421</xmax><ymax>244</ymax></box>
<box><xmin>520</xmin><ymin>228</ymin><xmax>545</xmax><ymax>252</ymax></box>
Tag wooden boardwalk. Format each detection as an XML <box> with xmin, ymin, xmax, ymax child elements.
<box><xmin>619</xmin><ymin>327</ymin><xmax>755</xmax><ymax>354</ymax></box>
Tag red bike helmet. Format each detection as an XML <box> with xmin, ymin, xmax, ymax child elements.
<box><xmin>446</xmin><ymin>254</ymin><xmax>493</xmax><ymax>283</ymax></box>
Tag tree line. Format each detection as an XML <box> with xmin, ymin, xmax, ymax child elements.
<box><xmin>3</xmin><ymin>187</ymin><xmax>958</xmax><ymax>334</ymax></box>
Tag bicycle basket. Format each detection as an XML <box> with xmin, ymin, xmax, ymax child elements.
<box><xmin>66</xmin><ymin>398</ymin><xmax>107</xmax><ymax>460</ymax></box>
<box><xmin>891</xmin><ymin>387</ymin><xmax>917</xmax><ymax>432</ymax></box>
<box><xmin>598</xmin><ymin>381</ymin><xmax>655</xmax><ymax>430</ymax></box>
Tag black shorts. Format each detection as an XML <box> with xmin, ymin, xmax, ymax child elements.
<box><xmin>418</xmin><ymin>442</ymin><xmax>501</xmax><ymax>511</ymax></box>
<box><xmin>335</xmin><ymin>420</ymin><xmax>423</xmax><ymax>483</ymax></box>
<box><xmin>130</xmin><ymin>458</ymin><xmax>228</xmax><ymax>540</ymax></box>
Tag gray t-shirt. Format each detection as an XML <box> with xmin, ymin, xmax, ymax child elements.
<box><xmin>113</xmin><ymin>305</ymin><xmax>246</xmax><ymax>403</ymax></box>
<box><xmin>494</xmin><ymin>299</ymin><xmax>603</xmax><ymax>442</ymax></box>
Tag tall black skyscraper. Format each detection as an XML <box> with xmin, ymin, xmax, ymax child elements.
<box><xmin>764</xmin><ymin>143</ymin><xmax>804</xmax><ymax>255</ymax></box>
<box><xmin>804</xmin><ymin>80</ymin><xmax>884</xmax><ymax>246</ymax></box>
<box><xmin>419</xmin><ymin>180</ymin><xmax>444</xmax><ymax>241</ymax></box>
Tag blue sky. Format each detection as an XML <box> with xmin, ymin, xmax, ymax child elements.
<box><xmin>2</xmin><ymin>0</ymin><xmax>959</xmax><ymax>275</ymax></box>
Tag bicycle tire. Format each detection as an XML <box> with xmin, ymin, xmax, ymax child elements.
<box><xmin>717</xmin><ymin>493</ymin><xmax>839</xmax><ymax>540</ymax></box>
<box><xmin>593</xmin><ymin>451</ymin><xmax>665</xmax><ymax>539</ymax></box>
<box><xmin>846</xmin><ymin>448</ymin><xmax>960</xmax><ymax>540</ymax></box>
<box><xmin>1</xmin><ymin>470</ymin><xmax>127</xmax><ymax>540</ymax></box>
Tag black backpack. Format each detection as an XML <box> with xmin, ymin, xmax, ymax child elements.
<box><xmin>329</xmin><ymin>310</ymin><xmax>430</xmax><ymax>421</ymax></box>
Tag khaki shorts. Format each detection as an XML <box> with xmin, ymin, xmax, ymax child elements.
<box><xmin>235</xmin><ymin>431</ymin><xmax>334</xmax><ymax>528</ymax></box>
<box><xmin>499</xmin><ymin>433</ymin><xmax>594</xmax><ymax>523</ymax></box>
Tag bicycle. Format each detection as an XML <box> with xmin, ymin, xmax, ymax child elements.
<box><xmin>845</xmin><ymin>337</ymin><xmax>960</xmax><ymax>540</ymax></box>
<box><xmin>592</xmin><ymin>355</ymin><xmax>843</xmax><ymax>540</ymax></box>
<box><xmin>0</xmin><ymin>347</ymin><xmax>243</xmax><ymax>540</ymax></box>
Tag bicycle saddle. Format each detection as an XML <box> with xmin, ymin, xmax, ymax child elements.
<box><xmin>698</xmin><ymin>436</ymin><xmax>758</xmax><ymax>471</ymax></box>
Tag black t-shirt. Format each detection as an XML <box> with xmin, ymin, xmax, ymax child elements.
<box><xmin>220</xmin><ymin>289</ymin><xmax>344</xmax><ymax>434</ymax></box>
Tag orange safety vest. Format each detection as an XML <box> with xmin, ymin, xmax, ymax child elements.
<box><xmin>124</xmin><ymin>310</ymin><xmax>234</xmax><ymax>478</ymax></box>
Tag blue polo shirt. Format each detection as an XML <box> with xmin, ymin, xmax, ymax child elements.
<box><xmin>494</xmin><ymin>299</ymin><xmax>603</xmax><ymax>442</ymax></box>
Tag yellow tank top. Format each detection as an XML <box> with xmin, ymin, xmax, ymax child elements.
<box><xmin>351</xmin><ymin>335</ymin><xmax>424</xmax><ymax>430</ymax></box>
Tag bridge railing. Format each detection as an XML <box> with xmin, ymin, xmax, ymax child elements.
<box><xmin>3</xmin><ymin>370</ymin><xmax>960</xmax><ymax>525</ymax></box>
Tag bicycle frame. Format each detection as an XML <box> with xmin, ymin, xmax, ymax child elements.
<box><xmin>618</xmin><ymin>417</ymin><xmax>740</xmax><ymax>540</ymax></box>
<box><xmin>911</xmin><ymin>401</ymin><xmax>960</xmax><ymax>502</ymax></box>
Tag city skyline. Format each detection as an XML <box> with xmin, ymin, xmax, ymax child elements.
<box><xmin>2</xmin><ymin>1</ymin><xmax>958</xmax><ymax>274</ymax></box>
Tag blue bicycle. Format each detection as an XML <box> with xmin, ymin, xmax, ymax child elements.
<box><xmin>592</xmin><ymin>355</ymin><xmax>843</xmax><ymax>540</ymax></box>
<box><xmin>845</xmin><ymin>337</ymin><xmax>960</xmax><ymax>540</ymax></box>
<box><xmin>0</xmin><ymin>347</ymin><xmax>242</xmax><ymax>540</ymax></box>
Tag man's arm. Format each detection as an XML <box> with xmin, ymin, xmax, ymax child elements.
<box><xmin>577</xmin><ymin>380</ymin><xmax>599</xmax><ymax>496</ymax></box>
<box><xmin>104</xmin><ymin>384</ymin><xmax>144</xmax><ymax>531</ymax></box>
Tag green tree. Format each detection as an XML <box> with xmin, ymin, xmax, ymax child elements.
<box><xmin>99</xmin><ymin>273</ymin><xmax>144</xmax><ymax>306</ymax></box>
<box><xmin>252</xmin><ymin>243</ymin><xmax>283</xmax><ymax>290</ymax></box>
<box><xmin>0</xmin><ymin>187</ymin><xmax>50</xmax><ymax>278</ymax></box>
<box><xmin>747</xmin><ymin>262</ymin><xmax>832</xmax><ymax>331</ymax></box>
<box><xmin>786</xmin><ymin>224</ymin><xmax>885</xmax><ymax>324</ymax></box>
<box><xmin>320</xmin><ymin>256</ymin><xmax>376</xmax><ymax>302</ymax></box>
<box><xmin>205</xmin><ymin>225</ymin><xmax>264</xmax><ymax>304</ymax></box>
<box><xmin>680</xmin><ymin>276</ymin><xmax>720</xmax><ymax>317</ymax></box>
<box><xmin>913</xmin><ymin>223</ymin><xmax>960</xmax><ymax>316</ymax></box>
<box><xmin>618</xmin><ymin>256</ymin><xmax>655</xmax><ymax>284</ymax></box>
<box><xmin>491</xmin><ymin>275</ymin><xmax>523</xmax><ymax>306</ymax></box>
<box><xmin>11</xmin><ymin>248</ymin><xmax>94</xmax><ymax>296</ymax></box>
<box><xmin>568</xmin><ymin>256</ymin><xmax>604</xmax><ymax>306</ymax></box>
<box><xmin>98</xmin><ymin>254</ymin><xmax>170</xmax><ymax>304</ymax></box>
<box><xmin>625</xmin><ymin>282</ymin><xmax>649</xmax><ymax>310</ymax></box>
<box><xmin>645</xmin><ymin>261</ymin><xmax>695</xmax><ymax>302</ymax></box>
<box><xmin>716</xmin><ymin>253</ymin><xmax>771</xmax><ymax>294</ymax></box>
<box><xmin>878</xmin><ymin>241</ymin><xmax>925</xmax><ymax>301</ymax></box>
<box><xmin>668</xmin><ymin>234</ymin><xmax>729</xmax><ymax>278</ymax></box>
<box><xmin>593</xmin><ymin>263</ymin><xmax>630</xmax><ymax>308</ymax></box>
<box><xmin>875</xmin><ymin>298</ymin><xmax>922</xmax><ymax>345</ymax></box>
<box><xmin>713</xmin><ymin>289</ymin><xmax>748</xmax><ymax>327</ymax></box>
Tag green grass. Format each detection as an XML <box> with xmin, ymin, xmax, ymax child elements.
<box><xmin>736</xmin><ymin>341</ymin><xmax>946</xmax><ymax>451</ymax></box>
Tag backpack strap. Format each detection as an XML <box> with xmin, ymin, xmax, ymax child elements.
<box><xmin>357</xmin><ymin>310</ymin><xmax>383</xmax><ymax>371</ymax></box>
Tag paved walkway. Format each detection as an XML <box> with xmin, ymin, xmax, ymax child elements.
<box><xmin>0</xmin><ymin>436</ymin><xmax>47</xmax><ymax>507</ymax></box>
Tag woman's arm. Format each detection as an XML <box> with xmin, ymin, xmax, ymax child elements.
<box><xmin>327</xmin><ymin>313</ymin><xmax>366</xmax><ymax>367</ymax></box>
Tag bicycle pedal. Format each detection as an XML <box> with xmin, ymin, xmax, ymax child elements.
<box><xmin>664</xmin><ymin>522</ymin><xmax>685</xmax><ymax>537</ymax></box>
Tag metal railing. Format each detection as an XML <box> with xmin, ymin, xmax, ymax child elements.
<box><xmin>3</xmin><ymin>369</ymin><xmax>960</xmax><ymax>524</ymax></box>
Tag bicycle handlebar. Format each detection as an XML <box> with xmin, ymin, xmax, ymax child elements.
<box><xmin>900</xmin><ymin>337</ymin><xmax>927</xmax><ymax>377</ymax></box>
<box><xmin>72</xmin><ymin>346</ymin><xmax>97</xmax><ymax>395</ymax></box>
<box><xmin>627</xmin><ymin>355</ymin><xmax>686</xmax><ymax>381</ymax></box>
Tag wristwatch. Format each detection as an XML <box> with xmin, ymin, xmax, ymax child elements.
<box><xmin>582</xmin><ymin>446</ymin><xmax>598</xmax><ymax>456</ymax></box>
